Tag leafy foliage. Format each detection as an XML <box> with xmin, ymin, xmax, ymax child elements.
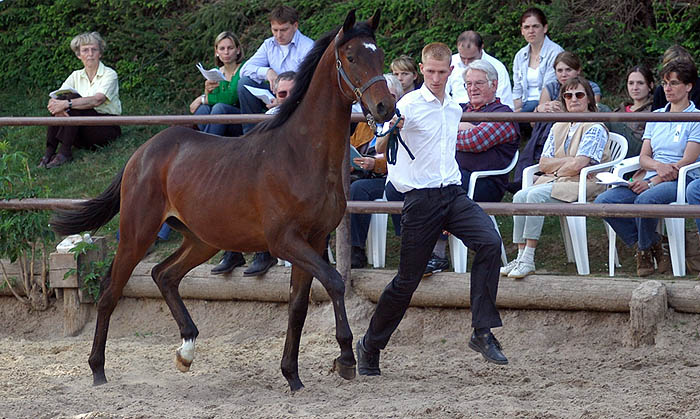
<box><xmin>1</xmin><ymin>0</ymin><xmax>699</xmax><ymax>108</ymax></box>
<box><xmin>66</xmin><ymin>240</ymin><xmax>110</xmax><ymax>302</ymax></box>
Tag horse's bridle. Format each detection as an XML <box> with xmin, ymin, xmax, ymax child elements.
<box><xmin>334</xmin><ymin>32</ymin><xmax>385</xmax><ymax>104</ymax></box>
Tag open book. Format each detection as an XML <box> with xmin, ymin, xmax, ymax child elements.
<box><xmin>595</xmin><ymin>172</ymin><xmax>631</xmax><ymax>187</ymax></box>
<box><xmin>350</xmin><ymin>145</ymin><xmax>363</xmax><ymax>170</ymax></box>
<box><xmin>49</xmin><ymin>87</ymin><xmax>79</xmax><ymax>99</ymax></box>
<box><xmin>196</xmin><ymin>62</ymin><xmax>226</xmax><ymax>81</ymax></box>
<box><xmin>244</xmin><ymin>85</ymin><xmax>275</xmax><ymax>105</ymax></box>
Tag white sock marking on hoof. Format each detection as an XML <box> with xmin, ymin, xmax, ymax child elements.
<box><xmin>179</xmin><ymin>338</ymin><xmax>196</xmax><ymax>363</ymax></box>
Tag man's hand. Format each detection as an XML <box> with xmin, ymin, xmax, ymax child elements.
<box><xmin>629</xmin><ymin>179</ymin><xmax>650</xmax><ymax>194</ymax></box>
<box><xmin>390</xmin><ymin>115</ymin><xmax>404</xmax><ymax>130</ymax></box>
<box><xmin>539</xmin><ymin>100</ymin><xmax>563</xmax><ymax>113</ymax></box>
<box><xmin>205</xmin><ymin>80</ymin><xmax>220</xmax><ymax>94</ymax></box>
<box><xmin>353</xmin><ymin>157</ymin><xmax>375</xmax><ymax>171</ymax></box>
<box><xmin>458</xmin><ymin>121</ymin><xmax>476</xmax><ymax>131</ymax></box>
<box><xmin>266</xmin><ymin>69</ymin><xmax>278</xmax><ymax>87</ymax></box>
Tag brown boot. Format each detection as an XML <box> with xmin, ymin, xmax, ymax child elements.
<box><xmin>650</xmin><ymin>239</ymin><xmax>671</xmax><ymax>274</ymax></box>
<box><xmin>636</xmin><ymin>247</ymin><xmax>655</xmax><ymax>277</ymax></box>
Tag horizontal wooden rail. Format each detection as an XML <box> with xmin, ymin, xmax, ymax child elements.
<box><xmin>3</xmin><ymin>198</ymin><xmax>700</xmax><ymax>218</ymax></box>
<box><xmin>2</xmin><ymin>112</ymin><xmax>700</xmax><ymax>127</ymax></box>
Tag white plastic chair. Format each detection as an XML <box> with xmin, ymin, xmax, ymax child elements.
<box><xmin>522</xmin><ymin>132</ymin><xmax>628</xmax><ymax>275</ymax></box>
<box><xmin>606</xmin><ymin>157</ymin><xmax>700</xmax><ymax>277</ymax></box>
<box><xmin>448</xmin><ymin>150</ymin><xmax>519</xmax><ymax>273</ymax></box>
<box><xmin>366</xmin><ymin>193</ymin><xmax>388</xmax><ymax>268</ymax></box>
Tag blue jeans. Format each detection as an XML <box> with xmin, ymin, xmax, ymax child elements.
<box><xmin>194</xmin><ymin>102</ymin><xmax>242</xmax><ymax>137</ymax></box>
<box><xmin>350</xmin><ymin>179</ymin><xmax>404</xmax><ymax>248</ymax></box>
<box><xmin>237</xmin><ymin>75</ymin><xmax>270</xmax><ymax>133</ymax></box>
<box><xmin>520</xmin><ymin>100</ymin><xmax>539</xmax><ymax>112</ymax></box>
<box><xmin>686</xmin><ymin>178</ymin><xmax>700</xmax><ymax>232</ymax></box>
<box><xmin>117</xmin><ymin>223</ymin><xmax>171</xmax><ymax>242</ymax></box>
<box><xmin>594</xmin><ymin>181</ymin><xmax>680</xmax><ymax>250</ymax></box>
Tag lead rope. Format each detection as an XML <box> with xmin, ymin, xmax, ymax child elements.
<box><xmin>375</xmin><ymin>109</ymin><xmax>414</xmax><ymax>164</ymax></box>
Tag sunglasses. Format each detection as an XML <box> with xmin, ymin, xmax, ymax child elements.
<box><xmin>277</xmin><ymin>90</ymin><xmax>289</xmax><ymax>99</ymax></box>
<box><xmin>562</xmin><ymin>91</ymin><xmax>586</xmax><ymax>100</ymax></box>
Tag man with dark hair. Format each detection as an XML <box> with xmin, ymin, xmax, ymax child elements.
<box><xmin>238</xmin><ymin>5</ymin><xmax>313</xmax><ymax>133</ymax></box>
<box><xmin>447</xmin><ymin>30</ymin><xmax>514</xmax><ymax>110</ymax></box>
<box><xmin>355</xmin><ymin>43</ymin><xmax>508</xmax><ymax>377</ymax></box>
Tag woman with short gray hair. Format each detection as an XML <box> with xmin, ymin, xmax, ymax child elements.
<box><xmin>40</xmin><ymin>31</ymin><xmax>121</xmax><ymax>168</ymax></box>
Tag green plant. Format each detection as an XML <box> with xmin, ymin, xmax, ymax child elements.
<box><xmin>65</xmin><ymin>240</ymin><xmax>110</xmax><ymax>302</ymax></box>
<box><xmin>0</xmin><ymin>142</ymin><xmax>55</xmax><ymax>310</ymax></box>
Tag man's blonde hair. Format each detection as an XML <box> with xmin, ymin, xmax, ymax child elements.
<box><xmin>421</xmin><ymin>42</ymin><xmax>452</xmax><ymax>64</ymax></box>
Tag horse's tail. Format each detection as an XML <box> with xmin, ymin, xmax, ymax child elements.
<box><xmin>51</xmin><ymin>166</ymin><xmax>124</xmax><ymax>235</ymax></box>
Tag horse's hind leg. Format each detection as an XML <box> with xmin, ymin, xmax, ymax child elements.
<box><xmin>89</xmin><ymin>237</ymin><xmax>155</xmax><ymax>385</ymax></box>
<box><xmin>281</xmin><ymin>265</ymin><xmax>313</xmax><ymax>391</ymax></box>
<box><xmin>150</xmin><ymin>234</ymin><xmax>218</xmax><ymax>372</ymax></box>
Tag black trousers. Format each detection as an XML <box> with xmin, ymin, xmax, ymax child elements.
<box><xmin>45</xmin><ymin>108</ymin><xmax>121</xmax><ymax>159</ymax></box>
<box><xmin>364</xmin><ymin>184</ymin><xmax>503</xmax><ymax>351</ymax></box>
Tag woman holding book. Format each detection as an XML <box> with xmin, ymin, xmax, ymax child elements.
<box><xmin>595</xmin><ymin>60</ymin><xmax>700</xmax><ymax>277</ymax></box>
<box><xmin>189</xmin><ymin>31</ymin><xmax>246</xmax><ymax>136</ymax></box>
<box><xmin>40</xmin><ymin>31</ymin><xmax>121</xmax><ymax>168</ymax></box>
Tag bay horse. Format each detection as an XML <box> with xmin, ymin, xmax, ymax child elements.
<box><xmin>50</xmin><ymin>10</ymin><xmax>394</xmax><ymax>392</ymax></box>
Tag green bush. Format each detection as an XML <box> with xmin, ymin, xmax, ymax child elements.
<box><xmin>2</xmin><ymin>0</ymin><xmax>699</xmax><ymax>110</ymax></box>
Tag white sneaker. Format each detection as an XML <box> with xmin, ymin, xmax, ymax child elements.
<box><xmin>507</xmin><ymin>260</ymin><xmax>535</xmax><ymax>279</ymax></box>
<box><xmin>499</xmin><ymin>259</ymin><xmax>519</xmax><ymax>276</ymax></box>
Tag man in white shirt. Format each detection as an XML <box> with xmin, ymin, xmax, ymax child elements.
<box><xmin>238</xmin><ymin>5</ymin><xmax>313</xmax><ymax>133</ymax></box>
<box><xmin>355</xmin><ymin>43</ymin><xmax>508</xmax><ymax>377</ymax></box>
<box><xmin>447</xmin><ymin>31</ymin><xmax>514</xmax><ymax>110</ymax></box>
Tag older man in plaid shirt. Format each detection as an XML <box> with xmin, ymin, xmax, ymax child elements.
<box><xmin>424</xmin><ymin>59</ymin><xmax>520</xmax><ymax>276</ymax></box>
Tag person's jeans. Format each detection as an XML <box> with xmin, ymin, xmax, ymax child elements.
<box><xmin>512</xmin><ymin>183</ymin><xmax>561</xmax><ymax>242</ymax></box>
<box><xmin>237</xmin><ymin>75</ymin><xmax>270</xmax><ymax>133</ymax></box>
<box><xmin>688</xmin><ymin>178</ymin><xmax>700</xmax><ymax>232</ymax></box>
<box><xmin>520</xmin><ymin>100</ymin><xmax>539</xmax><ymax>112</ymax></box>
<box><xmin>194</xmin><ymin>102</ymin><xmax>242</xmax><ymax>137</ymax></box>
<box><xmin>594</xmin><ymin>181</ymin><xmax>679</xmax><ymax>250</ymax></box>
<box><xmin>363</xmin><ymin>185</ymin><xmax>502</xmax><ymax>352</ymax></box>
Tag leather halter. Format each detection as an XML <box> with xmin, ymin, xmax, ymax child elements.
<box><xmin>334</xmin><ymin>32</ymin><xmax>385</xmax><ymax>103</ymax></box>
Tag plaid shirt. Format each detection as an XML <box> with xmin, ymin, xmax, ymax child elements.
<box><xmin>456</xmin><ymin>99</ymin><xmax>519</xmax><ymax>153</ymax></box>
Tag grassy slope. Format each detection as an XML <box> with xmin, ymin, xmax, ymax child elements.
<box><xmin>2</xmin><ymin>88</ymin><xmax>695</xmax><ymax>278</ymax></box>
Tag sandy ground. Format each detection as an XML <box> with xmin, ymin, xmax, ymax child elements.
<box><xmin>2</xmin><ymin>290</ymin><xmax>700</xmax><ymax>419</ymax></box>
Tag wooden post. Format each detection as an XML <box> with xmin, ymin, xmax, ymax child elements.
<box><xmin>628</xmin><ymin>280</ymin><xmax>667</xmax><ymax>347</ymax></box>
<box><xmin>49</xmin><ymin>237</ymin><xmax>106</xmax><ymax>336</ymax></box>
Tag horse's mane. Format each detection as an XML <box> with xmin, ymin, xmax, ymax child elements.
<box><xmin>249</xmin><ymin>20</ymin><xmax>376</xmax><ymax>134</ymax></box>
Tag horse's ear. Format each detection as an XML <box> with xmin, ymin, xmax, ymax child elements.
<box><xmin>368</xmin><ymin>9</ymin><xmax>380</xmax><ymax>31</ymax></box>
<box><xmin>342</xmin><ymin>9</ymin><xmax>356</xmax><ymax>33</ymax></box>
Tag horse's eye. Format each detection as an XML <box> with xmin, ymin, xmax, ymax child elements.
<box><xmin>347</xmin><ymin>55</ymin><xmax>355</xmax><ymax>63</ymax></box>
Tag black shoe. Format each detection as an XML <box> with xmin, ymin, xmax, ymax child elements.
<box><xmin>243</xmin><ymin>252</ymin><xmax>277</xmax><ymax>276</ymax></box>
<box><xmin>356</xmin><ymin>336</ymin><xmax>380</xmax><ymax>376</ymax></box>
<box><xmin>468</xmin><ymin>331</ymin><xmax>508</xmax><ymax>365</ymax></box>
<box><xmin>351</xmin><ymin>246</ymin><xmax>368</xmax><ymax>269</ymax></box>
<box><xmin>211</xmin><ymin>251</ymin><xmax>245</xmax><ymax>275</ymax></box>
<box><xmin>423</xmin><ymin>253</ymin><xmax>449</xmax><ymax>277</ymax></box>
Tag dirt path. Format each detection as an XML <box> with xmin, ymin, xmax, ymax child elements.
<box><xmin>2</xmin><ymin>294</ymin><xmax>700</xmax><ymax>418</ymax></box>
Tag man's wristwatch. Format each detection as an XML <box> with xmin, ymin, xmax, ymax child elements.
<box><xmin>647</xmin><ymin>180</ymin><xmax>655</xmax><ymax>188</ymax></box>
<box><xmin>67</xmin><ymin>99</ymin><xmax>72</xmax><ymax>110</ymax></box>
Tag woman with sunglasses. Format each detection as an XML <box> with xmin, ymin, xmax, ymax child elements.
<box><xmin>189</xmin><ymin>31</ymin><xmax>246</xmax><ymax>136</ymax></box>
<box><xmin>595</xmin><ymin>60</ymin><xmax>700</xmax><ymax>277</ymax></box>
<box><xmin>502</xmin><ymin>76</ymin><xmax>611</xmax><ymax>279</ymax></box>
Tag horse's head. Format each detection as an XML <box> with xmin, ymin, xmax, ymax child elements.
<box><xmin>334</xmin><ymin>10</ymin><xmax>395</xmax><ymax>124</ymax></box>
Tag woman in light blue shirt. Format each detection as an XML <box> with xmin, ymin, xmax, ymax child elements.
<box><xmin>595</xmin><ymin>60</ymin><xmax>700</xmax><ymax>277</ymax></box>
<box><xmin>512</xmin><ymin>7</ymin><xmax>563</xmax><ymax>112</ymax></box>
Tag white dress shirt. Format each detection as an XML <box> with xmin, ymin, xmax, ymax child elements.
<box><xmin>387</xmin><ymin>85</ymin><xmax>463</xmax><ymax>193</ymax></box>
<box><xmin>447</xmin><ymin>51</ymin><xmax>514</xmax><ymax>110</ymax></box>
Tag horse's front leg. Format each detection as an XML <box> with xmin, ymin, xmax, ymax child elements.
<box><xmin>281</xmin><ymin>265</ymin><xmax>313</xmax><ymax>391</ymax></box>
<box><xmin>277</xmin><ymin>237</ymin><xmax>356</xmax><ymax>383</ymax></box>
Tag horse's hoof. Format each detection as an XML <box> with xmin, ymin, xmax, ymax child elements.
<box><xmin>333</xmin><ymin>357</ymin><xmax>356</xmax><ymax>380</ymax></box>
<box><xmin>175</xmin><ymin>349</ymin><xmax>192</xmax><ymax>372</ymax></box>
<box><xmin>92</xmin><ymin>373</ymin><xmax>107</xmax><ymax>386</ymax></box>
<box><xmin>289</xmin><ymin>380</ymin><xmax>305</xmax><ymax>392</ymax></box>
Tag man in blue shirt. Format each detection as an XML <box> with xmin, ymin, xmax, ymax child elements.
<box><xmin>237</xmin><ymin>5</ymin><xmax>314</xmax><ymax>133</ymax></box>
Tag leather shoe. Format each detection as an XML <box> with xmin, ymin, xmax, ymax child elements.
<box><xmin>45</xmin><ymin>153</ymin><xmax>72</xmax><ymax>168</ymax></box>
<box><xmin>468</xmin><ymin>331</ymin><xmax>508</xmax><ymax>365</ymax></box>
<box><xmin>243</xmin><ymin>252</ymin><xmax>277</xmax><ymax>276</ymax></box>
<box><xmin>351</xmin><ymin>246</ymin><xmax>367</xmax><ymax>269</ymax></box>
<box><xmin>356</xmin><ymin>336</ymin><xmax>380</xmax><ymax>376</ymax></box>
<box><xmin>38</xmin><ymin>155</ymin><xmax>53</xmax><ymax>168</ymax></box>
<box><xmin>211</xmin><ymin>251</ymin><xmax>245</xmax><ymax>275</ymax></box>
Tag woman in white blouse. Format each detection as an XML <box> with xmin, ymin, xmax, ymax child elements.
<box><xmin>40</xmin><ymin>32</ymin><xmax>121</xmax><ymax>169</ymax></box>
